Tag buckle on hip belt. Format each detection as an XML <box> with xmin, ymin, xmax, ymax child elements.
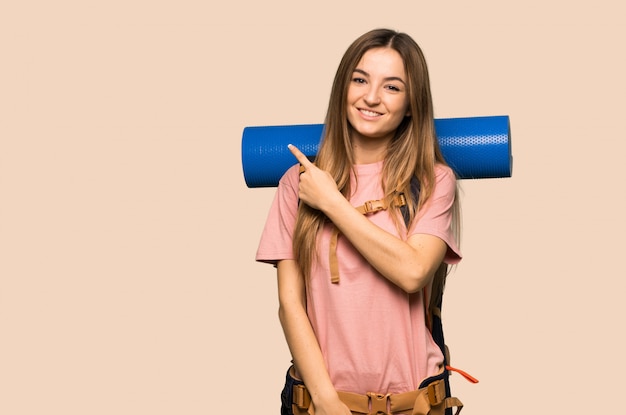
<box><xmin>366</xmin><ymin>392</ymin><xmax>391</xmax><ymax>414</ymax></box>
<box><xmin>427</xmin><ymin>380</ymin><xmax>445</xmax><ymax>406</ymax></box>
<box><xmin>293</xmin><ymin>384</ymin><xmax>311</xmax><ymax>409</ymax></box>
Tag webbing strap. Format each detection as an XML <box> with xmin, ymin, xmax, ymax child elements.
<box><xmin>447</xmin><ymin>365</ymin><xmax>479</xmax><ymax>384</ymax></box>
<box><xmin>328</xmin><ymin>193</ymin><xmax>407</xmax><ymax>284</ymax></box>
<box><xmin>293</xmin><ymin>379</ymin><xmax>462</xmax><ymax>415</ymax></box>
<box><xmin>292</xmin><ymin>384</ymin><xmax>311</xmax><ymax>410</ymax></box>
<box><xmin>409</xmin><ymin>380</ymin><xmax>464</xmax><ymax>415</ymax></box>
<box><xmin>328</xmin><ymin>227</ymin><xmax>341</xmax><ymax>283</ymax></box>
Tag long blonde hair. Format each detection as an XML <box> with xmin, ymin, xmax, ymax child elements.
<box><xmin>293</xmin><ymin>28</ymin><xmax>460</xmax><ymax>298</ymax></box>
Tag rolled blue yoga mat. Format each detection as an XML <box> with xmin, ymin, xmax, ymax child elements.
<box><xmin>241</xmin><ymin>115</ymin><xmax>512</xmax><ymax>187</ymax></box>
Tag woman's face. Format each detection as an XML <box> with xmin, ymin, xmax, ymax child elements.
<box><xmin>346</xmin><ymin>47</ymin><xmax>410</xmax><ymax>146</ymax></box>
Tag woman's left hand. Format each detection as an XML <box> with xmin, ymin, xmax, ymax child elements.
<box><xmin>288</xmin><ymin>144</ymin><xmax>342</xmax><ymax>212</ymax></box>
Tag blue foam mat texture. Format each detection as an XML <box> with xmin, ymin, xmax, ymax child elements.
<box><xmin>242</xmin><ymin>115</ymin><xmax>512</xmax><ymax>187</ymax></box>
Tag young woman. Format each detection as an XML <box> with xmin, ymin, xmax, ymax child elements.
<box><xmin>256</xmin><ymin>28</ymin><xmax>462</xmax><ymax>415</ymax></box>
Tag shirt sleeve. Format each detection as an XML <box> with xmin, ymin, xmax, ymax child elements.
<box><xmin>255</xmin><ymin>164</ymin><xmax>300</xmax><ymax>265</ymax></box>
<box><xmin>409</xmin><ymin>164</ymin><xmax>462</xmax><ymax>264</ymax></box>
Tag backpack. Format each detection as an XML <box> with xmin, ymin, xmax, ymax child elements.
<box><xmin>400</xmin><ymin>178</ymin><xmax>478</xmax><ymax>415</ymax></box>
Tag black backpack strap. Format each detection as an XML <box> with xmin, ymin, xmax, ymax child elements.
<box><xmin>402</xmin><ymin>177</ymin><xmax>456</xmax><ymax>415</ymax></box>
<box><xmin>399</xmin><ymin>176</ymin><xmax>421</xmax><ymax>228</ymax></box>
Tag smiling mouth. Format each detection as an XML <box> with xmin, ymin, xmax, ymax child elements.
<box><xmin>359</xmin><ymin>108</ymin><xmax>383</xmax><ymax>117</ymax></box>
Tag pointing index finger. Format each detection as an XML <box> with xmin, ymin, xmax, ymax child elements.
<box><xmin>287</xmin><ymin>144</ymin><xmax>313</xmax><ymax>168</ymax></box>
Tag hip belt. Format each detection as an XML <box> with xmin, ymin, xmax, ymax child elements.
<box><xmin>292</xmin><ymin>379</ymin><xmax>462</xmax><ymax>415</ymax></box>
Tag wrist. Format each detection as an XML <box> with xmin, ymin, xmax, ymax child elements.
<box><xmin>320</xmin><ymin>190</ymin><xmax>348</xmax><ymax>216</ymax></box>
<box><xmin>311</xmin><ymin>388</ymin><xmax>341</xmax><ymax>407</ymax></box>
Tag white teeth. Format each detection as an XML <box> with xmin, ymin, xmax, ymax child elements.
<box><xmin>360</xmin><ymin>109</ymin><xmax>381</xmax><ymax>117</ymax></box>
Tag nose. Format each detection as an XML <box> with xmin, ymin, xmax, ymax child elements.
<box><xmin>363</xmin><ymin>85</ymin><xmax>381</xmax><ymax>106</ymax></box>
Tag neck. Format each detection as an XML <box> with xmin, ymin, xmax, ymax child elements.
<box><xmin>351</xmin><ymin>134</ymin><xmax>392</xmax><ymax>164</ymax></box>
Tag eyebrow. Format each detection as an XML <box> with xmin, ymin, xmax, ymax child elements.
<box><xmin>353</xmin><ymin>68</ymin><xmax>407</xmax><ymax>86</ymax></box>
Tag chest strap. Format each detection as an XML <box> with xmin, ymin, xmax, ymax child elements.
<box><xmin>329</xmin><ymin>193</ymin><xmax>407</xmax><ymax>284</ymax></box>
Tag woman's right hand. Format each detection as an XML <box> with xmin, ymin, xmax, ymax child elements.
<box><xmin>287</xmin><ymin>144</ymin><xmax>343</xmax><ymax>213</ymax></box>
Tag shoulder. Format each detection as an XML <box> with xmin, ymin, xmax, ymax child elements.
<box><xmin>433</xmin><ymin>163</ymin><xmax>457</xmax><ymax>193</ymax></box>
<box><xmin>277</xmin><ymin>163</ymin><xmax>301</xmax><ymax>192</ymax></box>
<box><xmin>434</xmin><ymin>163</ymin><xmax>456</xmax><ymax>181</ymax></box>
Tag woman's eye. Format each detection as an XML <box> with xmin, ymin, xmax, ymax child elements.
<box><xmin>386</xmin><ymin>85</ymin><xmax>401</xmax><ymax>92</ymax></box>
<box><xmin>352</xmin><ymin>77</ymin><xmax>366</xmax><ymax>84</ymax></box>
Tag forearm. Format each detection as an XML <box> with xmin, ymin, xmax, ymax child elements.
<box><xmin>287</xmin><ymin>143</ymin><xmax>447</xmax><ymax>292</ymax></box>
<box><xmin>277</xmin><ymin>261</ymin><xmax>340</xmax><ymax>407</ymax></box>
<box><xmin>322</xmin><ymin>195</ymin><xmax>445</xmax><ymax>293</ymax></box>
